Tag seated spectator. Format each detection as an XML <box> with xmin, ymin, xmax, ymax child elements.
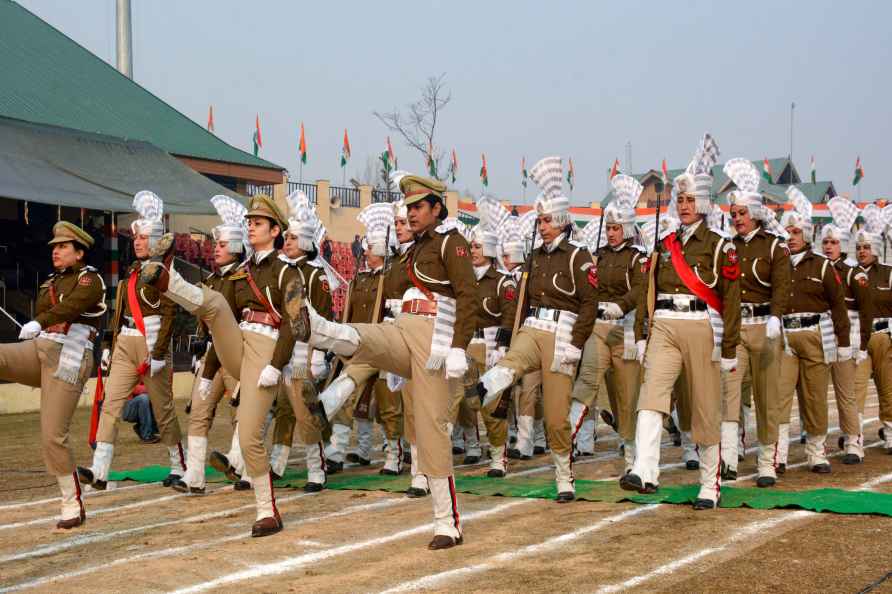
<box><xmin>122</xmin><ymin>382</ymin><xmax>160</xmax><ymax>444</ymax></box>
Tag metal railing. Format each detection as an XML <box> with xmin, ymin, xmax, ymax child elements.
<box><xmin>330</xmin><ymin>186</ymin><xmax>360</xmax><ymax>208</ymax></box>
<box><xmin>372</xmin><ymin>189</ymin><xmax>401</xmax><ymax>203</ymax></box>
<box><xmin>246</xmin><ymin>183</ymin><xmax>274</xmax><ymax>197</ymax></box>
<box><xmin>286</xmin><ymin>182</ymin><xmax>317</xmax><ymax>205</ymax></box>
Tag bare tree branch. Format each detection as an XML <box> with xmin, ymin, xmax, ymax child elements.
<box><xmin>373</xmin><ymin>73</ymin><xmax>451</xmax><ymax>180</ymax></box>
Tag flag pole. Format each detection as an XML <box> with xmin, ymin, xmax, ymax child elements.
<box><xmin>299</xmin><ymin>160</ymin><xmax>303</xmax><ymax>184</ymax></box>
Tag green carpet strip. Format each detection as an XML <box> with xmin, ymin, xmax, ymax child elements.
<box><xmin>108</xmin><ymin>465</ymin><xmax>892</xmax><ymax>517</ymax></box>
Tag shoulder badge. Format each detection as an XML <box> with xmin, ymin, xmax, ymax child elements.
<box><xmin>78</xmin><ymin>275</ymin><xmax>94</xmax><ymax>287</ymax></box>
<box><xmin>320</xmin><ymin>277</ymin><xmax>330</xmax><ymax>293</ymax></box>
<box><xmin>455</xmin><ymin>245</ymin><xmax>468</xmax><ymax>258</ymax></box>
<box><xmin>504</xmin><ymin>285</ymin><xmax>516</xmax><ymax>301</ymax></box>
<box><xmin>587</xmin><ymin>266</ymin><xmax>599</xmax><ymax>288</ymax></box>
<box><xmin>641</xmin><ymin>257</ymin><xmax>651</xmax><ymax>274</ymax></box>
<box><xmin>228</xmin><ymin>271</ymin><xmax>248</xmax><ymax>280</ymax></box>
<box><xmin>855</xmin><ymin>272</ymin><xmax>868</xmax><ymax>288</ymax></box>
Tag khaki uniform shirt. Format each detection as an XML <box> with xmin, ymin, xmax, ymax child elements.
<box><xmin>35</xmin><ymin>262</ymin><xmax>105</xmax><ymax>331</ymax></box>
<box><xmin>409</xmin><ymin>226</ymin><xmax>477</xmax><ymax>349</ymax></box>
<box><xmin>860</xmin><ymin>260</ymin><xmax>892</xmax><ymax>325</ymax></box>
<box><xmin>294</xmin><ymin>256</ymin><xmax>333</xmax><ymax>321</ymax></box>
<box><xmin>384</xmin><ymin>244</ymin><xmax>414</xmax><ymax>301</ymax></box>
<box><xmin>347</xmin><ymin>267</ymin><xmax>382</xmax><ymax>324</ymax></box>
<box><xmin>786</xmin><ymin>249</ymin><xmax>850</xmax><ymax>347</ymax></box>
<box><xmin>474</xmin><ymin>265</ymin><xmax>518</xmax><ymax>334</ymax></box>
<box><xmin>593</xmin><ymin>240</ymin><xmax>647</xmax><ymax>340</ymax></box>
<box><xmin>115</xmin><ymin>260</ymin><xmax>177</xmax><ymax>359</ymax></box>
<box><xmin>636</xmin><ymin>221</ymin><xmax>741</xmax><ymax>359</ymax></box>
<box><xmin>833</xmin><ymin>255</ymin><xmax>872</xmax><ymax>348</ymax></box>
<box><xmin>528</xmin><ymin>236</ymin><xmax>598</xmax><ymax>349</ymax></box>
<box><xmin>733</xmin><ymin>227</ymin><xmax>791</xmax><ymax>318</ymax></box>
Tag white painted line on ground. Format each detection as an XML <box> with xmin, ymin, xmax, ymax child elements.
<box><xmin>594</xmin><ymin>471</ymin><xmax>892</xmax><ymax>593</ymax></box>
<box><xmin>0</xmin><ymin>497</ymin><xmax>409</xmax><ymax>593</ymax></box>
<box><xmin>377</xmin><ymin>505</ymin><xmax>656</xmax><ymax>593</ymax></box>
<box><xmin>166</xmin><ymin>499</ymin><xmax>537</xmax><ymax>594</ymax></box>
<box><xmin>0</xmin><ymin>492</ymin><xmax>316</xmax><ymax>564</ymax></box>
<box><xmin>0</xmin><ymin>481</ymin><xmax>155</xmax><ymax>512</ymax></box>
<box><xmin>0</xmin><ymin>486</ymin><xmax>233</xmax><ymax>531</ymax></box>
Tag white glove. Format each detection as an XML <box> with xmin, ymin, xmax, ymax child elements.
<box><xmin>765</xmin><ymin>316</ymin><xmax>782</xmax><ymax>340</ymax></box>
<box><xmin>386</xmin><ymin>372</ymin><xmax>406</xmax><ymax>392</ymax></box>
<box><xmin>636</xmin><ymin>340</ymin><xmax>647</xmax><ymax>365</ymax></box>
<box><xmin>18</xmin><ymin>320</ymin><xmax>41</xmax><ymax>340</ymax></box>
<box><xmin>310</xmin><ymin>350</ymin><xmax>329</xmax><ymax>380</ymax></box>
<box><xmin>100</xmin><ymin>348</ymin><xmax>111</xmax><ymax>371</ymax></box>
<box><xmin>197</xmin><ymin>377</ymin><xmax>213</xmax><ymax>401</ymax></box>
<box><xmin>837</xmin><ymin>346</ymin><xmax>852</xmax><ymax>362</ymax></box>
<box><xmin>445</xmin><ymin>348</ymin><xmax>469</xmax><ymax>379</ymax></box>
<box><xmin>561</xmin><ymin>344</ymin><xmax>583</xmax><ymax>366</ymax></box>
<box><xmin>857</xmin><ymin>350</ymin><xmax>869</xmax><ymax>364</ymax></box>
<box><xmin>486</xmin><ymin>346</ymin><xmax>507</xmax><ymax>369</ymax></box>
<box><xmin>721</xmin><ymin>357</ymin><xmax>738</xmax><ymax>373</ymax></box>
<box><xmin>149</xmin><ymin>358</ymin><xmax>166</xmax><ymax>377</ymax></box>
<box><xmin>601</xmin><ymin>302</ymin><xmax>624</xmax><ymax>320</ymax></box>
<box><xmin>282</xmin><ymin>363</ymin><xmax>294</xmax><ymax>383</ymax></box>
<box><xmin>257</xmin><ymin>364</ymin><xmax>282</xmax><ymax>388</ymax></box>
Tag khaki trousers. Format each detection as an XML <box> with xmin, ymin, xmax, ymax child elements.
<box><xmin>98</xmin><ymin>334</ymin><xmax>180</xmax><ymax>446</ymax></box>
<box><xmin>638</xmin><ymin>318</ymin><xmax>721</xmax><ymax>445</ymax></box>
<box><xmin>188</xmin><ymin>360</ymin><xmax>238</xmax><ymax>437</ymax></box>
<box><xmin>272</xmin><ymin>389</ymin><xmax>297</xmax><ymax>447</ymax></box>
<box><xmin>830</xmin><ymin>359</ymin><xmax>861</xmax><ymax>436</ymax></box>
<box><xmin>193</xmin><ymin>286</ymin><xmax>244</xmax><ymax>380</ymax></box>
<box><xmin>721</xmin><ymin>323</ymin><xmax>783</xmax><ymax>444</ymax></box>
<box><xmin>236</xmin><ymin>330</ymin><xmax>281</xmax><ymax>478</ymax></box>
<box><xmin>572</xmin><ymin>323</ymin><xmax>640</xmax><ymax>441</ymax></box>
<box><xmin>778</xmin><ymin>328</ymin><xmax>830</xmax><ymax>435</ymax></box>
<box><xmin>499</xmin><ymin>327</ymin><xmax>575</xmax><ymax>455</ymax></box>
<box><xmin>864</xmin><ymin>332</ymin><xmax>892</xmax><ymax>423</ymax></box>
<box><xmin>402</xmin><ymin>381</ymin><xmax>416</xmax><ymax>445</ymax></box>
<box><xmin>458</xmin><ymin>342</ymin><xmax>508</xmax><ymax>448</ymax></box>
<box><xmin>373</xmin><ymin>379</ymin><xmax>403</xmax><ymax>439</ymax></box>
<box><xmin>281</xmin><ymin>379</ymin><xmax>324</xmax><ymax>446</ymax></box>
<box><xmin>348</xmin><ymin>314</ymin><xmax>458</xmax><ymax>477</ymax></box>
<box><xmin>515</xmin><ymin>371</ymin><xmax>543</xmax><ymax>419</ymax></box>
<box><xmin>0</xmin><ymin>338</ymin><xmax>92</xmax><ymax>475</ymax></box>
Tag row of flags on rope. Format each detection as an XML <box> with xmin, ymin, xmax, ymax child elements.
<box><xmin>209</xmin><ymin>107</ymin><xmax>867</xmax><ymax>190</ymax></box>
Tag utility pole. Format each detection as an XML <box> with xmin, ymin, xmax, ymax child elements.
<box><xmin>116</xmin><ymin>0</ymin><xmax>133</xmax><ymax>78</ymax></box>
<box><xmin>789</xmin><ymin>102</ymin><xmax>795</xmax><ymax>165</ymax></box>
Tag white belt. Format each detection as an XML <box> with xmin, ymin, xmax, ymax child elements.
<box><xmin>120</xmin><ymin>326</ymin><xmax>143</xmax><ymax>337</ymax></box>
<box><xmin>239</xmin><ymin>321</ymin><xmax>279</xmax><ymax>340</ymax></box>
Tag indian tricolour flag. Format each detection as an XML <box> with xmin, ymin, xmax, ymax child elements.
<box><xmin>298</xmin><ymin>122</ymin><xmax>308</xmax><ymax>164</ymax></box>
<box><xmin>521</xmin><ymin>157</ymin><xmax>528</xmax><ymax>188</ymax></box>
<box><xmin>761</xmin><ymin>158</ymin><xmax>772</xmax><ymax>183</ymax></box>
<box><xmin>340</xmin><ymin>129</ymin><xmax>351</xmax><ymax>167</ymax></box>
<box><xmin>853</xmin><ymin>157</ymin><xmax>864</xmax><ymax>186</ymax></box>
<box><xmin>810</xmin><ymin>155</ymin><xmax>816</xmax><ymax>184</ymax></box>
<box><xmin>252</xmin><ymin>114</ymin><xmax>262</xmax><ymax>157</ymax></box>
<box><xmin>480</xmin><ymin>153</ymin><xmax>488</xmax><ymax>187</ymax></box>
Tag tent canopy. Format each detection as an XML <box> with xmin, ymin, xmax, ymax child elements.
<box><xmin>0</xmin><ymin>117</ymin><xmax>243</xmax><ymax>214</ymax></box>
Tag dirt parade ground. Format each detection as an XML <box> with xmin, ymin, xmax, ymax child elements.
<box><xmin>2</xmin><ymin>384</ymin><xmax>892</xmax><ymax>594</ymax></box>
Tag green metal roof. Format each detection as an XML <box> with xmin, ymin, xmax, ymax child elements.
<box><xmin>0</xmin><ymin>0</ymin><xmax>282</xmax><ymax>172</ymax></box>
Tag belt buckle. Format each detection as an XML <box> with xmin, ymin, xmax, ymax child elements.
<box><xmin>789</xmin><ymin>318</ymin><xmax>801</xmax><ymax>329</ymax></box>
<box><xmin>410</xmin><ymin>300</ymin><xmax>421</xmax><ymax>315</ymax></box>
<box><xmin>741</xmin><ymin>304</ymin><xmax>753</xmax><ymax>317</ymax></box>
<box><xmin>674</xmin><ymin>299</ymin><xmax>690</xmax><ymax>313</ymax></box>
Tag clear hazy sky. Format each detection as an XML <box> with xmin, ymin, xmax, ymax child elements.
<box><xmin>16</xmin><ymin>0</ymin><xmax>892</xmax><ymax>204</ymax></box>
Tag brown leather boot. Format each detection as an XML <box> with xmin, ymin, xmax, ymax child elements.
<box><xmin>251</xmin><ymin>511</ymin><xmax>283</xmax><ymax>538</ymax></box>
<box><xmin>428</xmin><ymin>534</ymin><xmax>463</xmax><ymax>550</ymax></box>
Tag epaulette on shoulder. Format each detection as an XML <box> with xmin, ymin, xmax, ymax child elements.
<box><xmin>81</xmin><ymin>265</ymin><xmax>99</xmax><ymax>273</ymax></box>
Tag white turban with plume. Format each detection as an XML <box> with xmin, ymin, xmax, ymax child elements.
<box><xmin>855</xmin><ymin>203</ymin><xmax>892</xmax><ymax>257</ymax></box>
<box><xmin>605</xmin><ymin>174</ymin><xmax>641</xmax><ymax>239</ymax></box>
<box><xmin>821</xmin><ymin>196</ymin><xmax>859</xmax><ymax>243</ymax></box>
<box><xmin>723</xmin><ymin>158</ymin><xmax>787</xmax><ymax>239</ymax></box>
<box><xmin>210</xmin><ymin>195</ymin><xmax>248</xmax><ymax>255</ymax></box>
<box><xmin>472</xmin><ymin>195</ymin><xmax>509</xmax><ymax>258</ymax></box>
<box><xmin>131</xmin><ymin>190</ymin><xmax>165</xmax><ymax>249</ymax></box>
<box><xmin>285</xmin><ymin>190</ymin><xmax>320</xmax><ymax>252</ymax></box>
<box><xmin>530</xmin><ymin>156</ymin><xmax>571</xmax><ymax>228</ymax></box>
<box><xmin>357</xmin><ymin>203</ymin><xmax>395</xmax><ymax>257</ymax></box>
<box><xmin>781</xmin><ymin>186</ymin><xmax>814</xmax><ymax>240</ymax></box>
<box><xmin>673</xmin><ymin>133</ymin><xmax>720</xmax><ymax>214</ymax></box>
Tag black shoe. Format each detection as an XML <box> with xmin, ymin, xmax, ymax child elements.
<box><xmin>600</xmin><ymin>409</ymin><xmax>618</xmax><ymax>432</ymax></box>
<box><xmin>487</xmin><ymin>468</ymin><xmax>506</xmax><ymax>478</ymax></box>
<box><xmin>685</xmin><ymin>460</ymin><xmax>700</xmax><ymax>471</ymax></box>
<box><xmin>692</xmin><ymin>498</ymin><xmax>717</xmax><ymax>510</ymax></box>
<box><xmin>76</xmin><ymin>466</ymin><xmax>106</xmax><ymax>491</ymax></box>
<box><xmin>139</xmin><ymin>233</ymin><xmax>176</xmax><ymax>289</ymax></box>
<box><xmin>379</xmin><ymin>468</ymin><xmax>400</xmax><ymax>476</ymax></box>
<box><xmin>462</xmin><ymin>455</ymin><xmax>480</xmax><ymax>465</ymax></box>
<box><xmin>345</xmin><ymin>453</ymin><xmax>371</xmax><ymax>465</ymax></box>
<box><xmin>672</xmin><ymin>433</ymin><xmax>682</xmax><ymax>447</ymax></box>
<box><xmin>800</xmin><ymin>433</ymin><xmax>806</xmax><ymax>444</ymax></box>
<box><xmin>880</xmin><ymin>427</ymin><xmax>886</xmax><ymax>441</ymax></box>
<box><xmin>842</xmin><ymin>454</ymin><xmax>863</xmax><ymax>465</ymax></box>
<box><xmin>533</xmin><ymin>446</ymin><xmax>546</xmax><ymax>455</ymax></box>
<box><xmin>171</xmin><ymin>479</ymin><xmax>205</xmax><ymax>495</ymax></box>
<box><xmin>507</xmin><ymin>448</ymin><xmax>531</xmax><ymax>460</ymax></box>
<box><xmin>406</xmin><ymin>487</ymin><xmax>430</xmax><ymax>498</ymax></box>
<box><xmin>303</xmin><ymin>481</ymin><xmax>325</xmax><ymax>493</ymax></box>
<box><xmin>234</xmin><ymin>479</ymin><xmax>252</xmax><ymax>491</ymax></box>
<box><xmin>162</xmin><ymin>473</ymin><xmax>182</xmax><ymax>488</ymax></box>
<box><xmin>326</xmin><ymin>460</ymin><xmax>343</xmax><ymax>474</ymax></box>
<box><xmin>452</xmin><ymin>446</ymin><xmax>465</xmax><ymax>455</ymax></box>
<box><xmin>403</xmin><ymin>450</ymin><xmax>412</xmax><ymax>465</ymax></box>
<box><xmin>811</xmin><ymin>463</ymin><xmax>831</xmax><ymax>474</ymax></box>
<box><xmin>756</xmin><ymin>476</ymin><xmax>776</xmax><ymax>488</ymax></box>
<box><xmin>720</xmin><ymin>461</ymin><xmax>737</xmax><ymax>481</ymax></box>
<box><xmin>555</xmin><ymin>491</ymin><xmax>575</xmax><ymax>503</ymax></box>
<box><xmin>776</xmin><ymin>463</ymin><xmax>786</xmax><ymax>475</ymax></box>
<box><xmin>574</xmin><ymin>450</ymin><xmax>594</xmax><ymax>458</ymax></box>
<box><xmin>838</xmin><ymin>436</ymin><xmax>846</xmax><ymax>451</ymax></box>
<box><xmin>619</xmin><ymin>473</ymin><xmax>658</xmax><ymax>494</ymax></box>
